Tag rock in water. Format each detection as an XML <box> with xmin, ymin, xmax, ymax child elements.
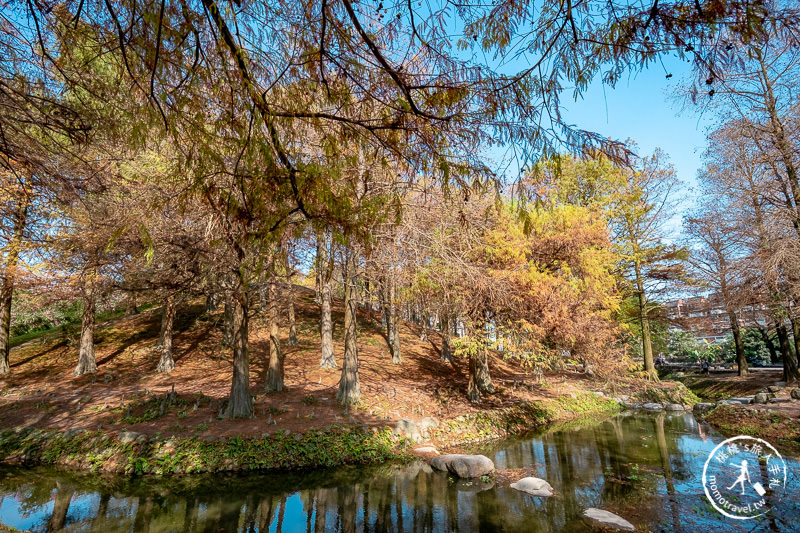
<box><xmin>582</xmin><ymin>508</ymin><xmax>636</xmax><ymax>531</ymax></box>
<box><xmin>642</xmin><ymin>403</ymin><xmax>664</xmax><ymax>411</ymax></box>
<box><xmin>665</xmin><ymin>403</ymin><xmax>684</xmax><ymax>411</ymax></box>
<box><xmin>720</xmin><ymin>397</ymin><xmax>753</xmax><ymax>405</ymax></box>
<box><xmin>510</xmin><ymin>477</ymin><xmax>554</xmax><ymax>497</ymax></box>
<box><xmin>693</xmin><ymin>402</ymin><xmax>715</xmax><ymax>415</ymax></box>
<box><xmin>430</xmin><ymin>454</ymin><xmax>494</xmax><ymax>478</ymax></box>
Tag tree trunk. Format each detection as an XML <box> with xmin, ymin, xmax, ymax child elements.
<box><xmin>264</xmin><ymin>277</ymin><xmax>285</xmax><ymax>393</ymax></box>
<box><xmin>728</xmin><ymin>310</ymin><xmax>748</xmax><ymax>376</ymax></box>
<box><xmin>379</xmin><ymin>276</ymin><xmax>401</xmax><ymax>364</ymax></box>
<box><xmin>204</xmin><ymin>274</ymin><xmax>220</xmax><ymax>313</ymax></box>
<box><xmin>47</xmin><ymin>481</ymin><xmax>74</xmax><ymax>532</ymax></box>
<box><xmin>391</xmin><ymin>305</ymin><xmax>401</xmax><ymax>364</ymax></box>
<box><xmin>0</xmin><ymin>198</ymin><xmax>27</xmax><ymax>375</ymax></box>
<box><xmin>467</xmin><ymin>348</ymin><xmax>494</xmax><ymax>403</ymax></box>
<box><xmin>225</xmin><ymin>284</ymin><xmax>252</xmax><ymax>418</ymax></box>
<box><xmin>776</xmin><ymin>323</ymin><xmax>799</xmax><ymax>382</ymax></box>
<box><xmin>791</xmin><ymin>317</ymin><xmax>800</xmax><ymax>382</ymax></box>
<box><xmin>222</xmin><ymin>297</ymin><xmax>234</xmax><ymax>347</ymax></box>
<box><xmin>91</xmin><ymin>493</ymin><xmax>110</xmax><ymax>529</ymax></box>
<box><xmin>125</xmin><ymin>293</ymin><xmax>138</xmax><ymax>316</ymax></box>
<box><xmin>73</xmin><ymin>289</ymin><xmax>97</xmax><ymax>376</ymax></box>
<box><xmin>286</xmin><ymin>282</ymin><xmax>298</xmax><ymax>346</ymax></box>
<box><xmin>388</xmin><ymin>278</ymin><xmax>401</xmax><ymax>364</ymax></box>
<box><xmin>156</xmin><ymin>294</ymin><xmax>177</xmax><ymax>373</ymax></box>
<box><xmin>318</xmin><ymin>235</ymin><xmax>336</xmax><ymax>369</ymax></box>
<box><xmin>379</xmin><ymin>277</ymin><xmax>390</xmax><ymax>335</ymax></box>
<box><xmin>440</xmin><ymin>314</ymin><xmax>453</xmax><ymax>363</ymax></box>
<box><xmin>760</xmin><ymin>327</ymin><xmax>780</xmax><ymax>364</ymax></box>
<box><xmin>205</xmin><ymin>286</ymin><xmax>218</xmax><ymax>314</ymax></box>
<box><xmin>337</xmin><ymin>249</ymin><xmax>361</xmax><ymax>405</ymax></box>
<box><xmin>315</xmin><ymin>234</ymin><xmax>324</xmax><ymax>306</ymax></box>
<box><xmin>635</xmin><ymin>263</ymin><xmax>655</xmax><ymax>377</ymax></box>
<box><xmin>756</xmin><ymin>50</ymin><xmax>800</xmax><ymax>237</ymax></box>
<box><xmin>0</xmin><ymin>285</ymin><xmax>13</xmax><ymax>375</ymax></box>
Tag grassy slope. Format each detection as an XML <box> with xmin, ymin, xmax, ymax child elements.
<box><xmin>0</xmin><ymin>286</ymin><xmax>625</xmax><ymax>473</ymax></box>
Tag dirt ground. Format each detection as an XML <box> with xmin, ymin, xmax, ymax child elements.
<box><xmin>0</xmin><ymin>287</ymin><xmax>619</xmax><ymax>441</ymax></box>
<box><xmin>681</xmin><ymin>369</ymin><xmax>800</xmax><ymax>419</ymax></box>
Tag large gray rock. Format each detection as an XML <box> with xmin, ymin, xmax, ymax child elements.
<box><xmin>396</xmin><ymin>417</ymin><xmax>440</xmax><ymax>442</ymax></box>
<box><xmin>417</xmin><ymin>416</ymin><xmax>440</xmax><ymax>435</ymax></box>
<box><xmin>753</xmin><ymin>392</ymin><xmax>774</xmax><ymax>404</ymax></box>
<box><xmin>394</xmin><ymin>419</ymin><xmax>422</xmax><ymax>442</ymax></box>
<box><xmin>720</xmin><ymin>397</ymin><xmax>752</xmax><ymax>405</ymax></box>
<box><xmin>665</xmin><ymin>403</ymin><xmax>684</xmax><ymax>411</ymax></box>
<box><xmin>510</xmin><ymin>477</ymin><xmax>554</xmax><ymax>497</ymax></box>
<box><xmin>693</xmin><ymin>402</ymin><xmax>716</xmax><ymax>415</ymax></box>
<box><xmin>119</xmin><ymin>431</ymin><xmax>141</xmax><ymax>444</ymax></box>
<box><xmin>412</xmin><ymin>446</ymin><xmax>439</xmax><ymax>455</ymax></box>
<box><xmin>582</xmin><ymin>508</ymin><xmax>635</xmax><ymax>531</ymax></box>
<box><xmin>430</xmin><ymin>454</ymin><xmax>495</xmax><ymax>478</ymax></box>
<box><xmin>642</xmin><ymin>403</ymin><xmax>664</xmax><ymax>411</ymax></box>
<box><xmin>791</xmin><ymin>388</ymin><xmax>800</xmax><ymax>400</ymax></box>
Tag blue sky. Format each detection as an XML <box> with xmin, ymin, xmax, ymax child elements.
<box><xmin>561</xmin><ymin>54</ymin><xmax>715</xmax><ymax>212</ymax></box>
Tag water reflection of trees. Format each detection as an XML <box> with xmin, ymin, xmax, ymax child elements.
<box><xmin>0</xmin><ymin>414</ymin><xmax>746</xmax><ymax>532</ymax></box>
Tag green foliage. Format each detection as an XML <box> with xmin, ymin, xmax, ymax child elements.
<box><xmin>665</xmin><ymin>329</ymin><xmax>720</xmax><ymax>362</ymax></box>
<box><xmin>719</xmin><ymin>328</ymin><xmax>771</xmax><ymax>366</ymax></box>
<box><xmin>632</xmin><ymin>382</ymin><xmax>700</xmax><ymax>406</ymax></box>
<box><xmin>118</xmin><ymin>394</ymin><xmax>189</xmax><ymax>425</ymax></box>
<box><xmin>618</xmin><ymin>296</ymin><xmax>668</xmax><ymax>356</ymax></box>
<box><xmin>301</xmin><ymin>395</ymin><xmax>318</xmax><ymax>406</ymax></box>
<box><xmin>10</xmin><ymin>296</ymin><xmax>82</xmax><ymax>339</ymax></box>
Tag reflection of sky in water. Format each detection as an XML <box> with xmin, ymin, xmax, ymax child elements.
<box><xmin>1</xmin><ymin>412</ymin><xmax>799</xmax><ymax>532</ymax></box>
<box><xmin>0</xmin><ymin>496</ymin><xmax>53</xmax><ymax>532</ymax></box>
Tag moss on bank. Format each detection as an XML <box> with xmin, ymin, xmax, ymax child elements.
<box><xmin>0</xmin><ymin>392</ymin><xmax>622</xmax><ymax>476</ymax></box>
<box><xmin>0</xmin><ymin>425</ymin><xmax>409</xmax><ymax>476</ymax></box>
<box><xmin>431</xmin><ymin>392</ymin><xmax>623</xmax><ymax>448</ymax></box>
<box><xmin>674</xmin><ymin>375</ymin><xmax>764</xmax><ymax>401</ymax></box>
<box><xmin>704</xmin><ymin>404</ymin><xmax>800</xmax><ymax>454</ymax></box>
<box><xmin>630</xmin><ymin>381</ymin><xmax>699</xmax><ymax>406</ymax></box>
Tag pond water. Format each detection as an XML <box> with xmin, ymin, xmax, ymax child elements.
<box><xmin>0</xmin><ymin>412</ymin><xmax>798</xmax><ymax>532</ymax></box>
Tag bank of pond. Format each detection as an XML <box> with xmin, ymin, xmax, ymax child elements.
<box><xmin>1</xmin><ymin>412</ymin><xmax>798</xmax><ymax>531</ymax></box>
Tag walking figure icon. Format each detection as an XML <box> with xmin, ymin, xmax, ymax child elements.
<box><xmin>727</xmin><ymin>460</ymin><xmax>751</xmax><ymax>494</ymax></box>
<box><xmin>727</xmin><ymin>460</ymin><xmax>767</xmax><ymax>497</ymax></box>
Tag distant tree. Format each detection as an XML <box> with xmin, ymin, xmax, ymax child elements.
<box><xmin>698</xmin><ymin>121</ymin><xmax>800</xmax><ymax>381</ymax></box>
<box><xmin>0</xmin><ymin>164</ymin><xmax>32</xmax><ymax>374</ymax></box>
<box><xmin>316</xmin><ymin>230</ymin><xmax>336</xmax><ymax>369</ymax></box>
<box><xmin>685</xmin><ymin>204</ymin><xmax>750</xmax><ymax>375</ymax></box>
<box><xmin>611</xmin><ymin>151</ymin><xmax>687</xmax><ymax>377</ymax></box>
<box><xmin>527</xmin><ymin>151</ymin><xmax>687</xmax><ymax>377</ymax></box>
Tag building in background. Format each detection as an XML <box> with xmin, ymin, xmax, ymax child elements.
<box><xmin>663</xmin><ymin>294</ymin><xmax>773</xmax><ymax>344</ymax></box>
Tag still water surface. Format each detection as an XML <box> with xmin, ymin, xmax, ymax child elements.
<box><xmin>0</xmin><ymin>412</ymin><xmax>798</xmax><ymax>532</ymax></box>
